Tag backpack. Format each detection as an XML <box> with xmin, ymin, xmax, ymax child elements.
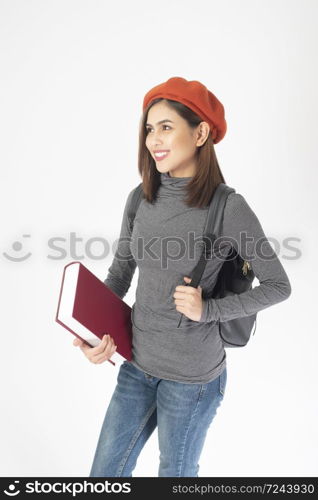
<box><xmin>127</xmin><ymin>182</ymin><xmax>257</xmax><ymax>348</ymax></box>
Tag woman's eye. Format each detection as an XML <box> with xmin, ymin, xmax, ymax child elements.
<box><xmin>146</xmin><ymin>125</ymin><xmax>171</xmax><ymax>134</ymax></box>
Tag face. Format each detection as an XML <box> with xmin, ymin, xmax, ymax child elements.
<box><xmin>145</xmin><ymin>101</ymin><xmax>209</xmax><ymax>178</ymax></box>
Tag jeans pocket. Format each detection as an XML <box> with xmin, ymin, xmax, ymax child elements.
<box><xmin>219</xmin><ymin>367</ymin><xmax>227</xmax><ymax>396</ymax></box>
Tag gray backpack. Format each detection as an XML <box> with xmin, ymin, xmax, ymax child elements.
<box><xmin>127</xmin><ymin>182</ymin><xmax>257</xmax><ymax>348</ymax></box>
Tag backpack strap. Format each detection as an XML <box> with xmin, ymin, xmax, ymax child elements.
<box><xmin>203</xmin><ymin>183</ymin><xmax>235</xmax><ymax>238</ymax></box>
<box><xmin>127</xmin><ymin>183</ymin><xmax>144</xmax><ymax>233</ymax></box>
<box><xmin>189</xmin><ymin>183</ymin><xmax>235</xmax><ymax>288</ymax></box>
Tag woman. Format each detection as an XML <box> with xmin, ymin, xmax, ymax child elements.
<box><xmin>73</xmin><ymin>77</ymin><xmax>292</xmax><ymax>477</ymax></box>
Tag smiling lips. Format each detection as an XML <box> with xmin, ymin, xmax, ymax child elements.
<box><xmin>154</xmin><ymin>151</ymin><xmax>170</xmax><ymax>161</ymax></box>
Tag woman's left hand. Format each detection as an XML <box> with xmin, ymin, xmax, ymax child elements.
<box><xmin>173</xmin><ymin>276</ymin><xmax>203</xmax><ymax>322</ymax></box>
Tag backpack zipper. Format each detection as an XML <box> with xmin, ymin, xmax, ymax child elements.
<box><xmin>242</xmin><ymin>260</ymin><xmax>251</xmax><ymax>276</ymax></box>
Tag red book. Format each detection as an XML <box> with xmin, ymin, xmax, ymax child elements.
<box><xmin>55</xmin><ymin>261</ymin><xmax>133</xmax><ymax>366</ymax></box>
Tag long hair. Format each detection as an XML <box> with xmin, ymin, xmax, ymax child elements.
<box><xmin>138</xmin><ymin>98</ymin><xmax>226</xmax><ymax>208</ymax></box>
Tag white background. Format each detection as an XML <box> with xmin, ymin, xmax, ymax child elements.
<box><xmin>0</xmin><ymin>0</ymin><xmax>317</xmax><ymax>477</ymax></box>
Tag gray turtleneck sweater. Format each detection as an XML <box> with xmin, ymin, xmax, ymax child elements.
<box><xmin>104</xmin><ymin>173</ymin><xmax>292</xmax><ymax>384</ymax></box>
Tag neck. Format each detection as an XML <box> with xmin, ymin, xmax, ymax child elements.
<box><xmin>166</xmin><ymin>165</ymin><xmax>197</xmax><ymax>178</ymax></box>
<box><xmin>166</xmin><ymin>171</ymin><xmax>193</xmax><ymax>179</ymax></box>
<box><xmin>158</xmin><ymin>171</ymin><xmax>193</xmax><ymax>199</ymax></box>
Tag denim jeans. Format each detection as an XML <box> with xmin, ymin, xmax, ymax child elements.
<box><xmin>89</xmin><ymin>360</ymin><xmax>227</xmax><ymax>477</ymax></box>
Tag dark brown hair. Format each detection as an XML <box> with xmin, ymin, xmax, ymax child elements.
<box><xmin>138</xmin><ymin>98</ymin><xmax>226</xmax><ymax>208</ymax></box>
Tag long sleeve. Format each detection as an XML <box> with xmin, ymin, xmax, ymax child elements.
<box><xmin>199</xmin><ymin>192</ymin><xmax>292</xmax><ymax>323</ymax></box>
<box><xmin>103</xmin><ymin>188</ymin><xmax>137</xmax><ymax>299</ymax></box>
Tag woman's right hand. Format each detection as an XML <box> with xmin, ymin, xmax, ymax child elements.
<box><xmin>73</xmin><ymin>334</ymin><xmax>117</xmax><ymax>364</ymax></box>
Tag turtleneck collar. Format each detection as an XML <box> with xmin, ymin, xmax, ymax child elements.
<box><xmin>159</xmin><ymin>172</ymin><xmax>193</xmax><ymax>199</ymax></box>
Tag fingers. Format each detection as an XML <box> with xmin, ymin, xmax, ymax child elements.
<box><xmin>79</xmin><ymin>335</ymin><xmax>108</xmax><ymax>354</ymax></box>
<box><xmin>73</xmin><ymin>334</ymin><xmax>117</xmax><ymax>364</ymax></box>
<box><xmin>94</xmin><ymin>341</ymin><xmax>117</xmax><ymax>364</ymax></box>
<box><xmin>90</xmin><ymin>334</ymin><xmax>110</xmax><ymax>355</ymax></box>
<box><xmin>174</xmin><ymin>287</ymin><xmax>195</xmax><ymax>296</ymax></box>
<box><xmin>89</xmin><ymin>334</ymin><xmax>117</xmax><ymax>364</ymax></box>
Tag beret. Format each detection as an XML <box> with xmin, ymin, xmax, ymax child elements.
<box><xmin>142</xmin><ymin>76</ymin><xmax>227</xmax><ymax>144</ymax></box>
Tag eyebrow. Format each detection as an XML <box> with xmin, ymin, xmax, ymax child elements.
<box><xmin>145</xmin><ymin>119</ymin><xmax>174</xmax><ymax>127</ymax></box>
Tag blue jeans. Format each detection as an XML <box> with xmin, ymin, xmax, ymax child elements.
<box><xmin>89</xmin><ymin>360</ymin><xmax>227</xmax><ymax>477</ymax></box>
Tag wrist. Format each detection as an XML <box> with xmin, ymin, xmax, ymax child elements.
<box><xmin>199</xmin><ymin>299</ymin><xmax>208</xmax><ymax>322</ymax></box>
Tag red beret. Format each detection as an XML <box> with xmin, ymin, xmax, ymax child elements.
<box><xmin>142</xmin><ymin>76</ymin><xmax>227</xmax><ymax>144</ymax></box>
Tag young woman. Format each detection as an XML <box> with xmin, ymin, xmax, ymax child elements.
<box><xmin>73</xmin><ymin>77</ymin><xmax>292</xmax><ymax>477</ymax></box>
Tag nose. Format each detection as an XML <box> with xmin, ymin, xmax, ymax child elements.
<box><xmin>149</xmin><ymin>130</ymin><xmax>164</xmax><ymax>147</ymax></box>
